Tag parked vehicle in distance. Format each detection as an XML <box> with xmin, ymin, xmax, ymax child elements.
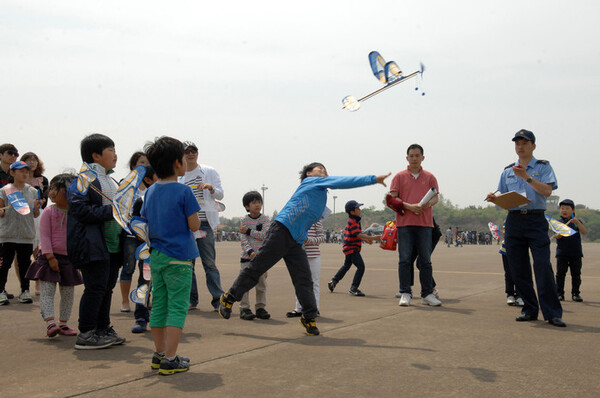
<box><xmin>364</xmin><ymin>223</ymin><xmax>384</xmax><ymax>236</ymax></box>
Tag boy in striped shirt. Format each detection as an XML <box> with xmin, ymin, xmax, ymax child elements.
<box><xmin>328</xmin><ymin>200</ymin><xmax>379</xmax><ymax>296</ymax></box>
<box><xmin>238</xmin><ymin>191</ymin><xmax>271</xmax><ymax>320</ymax></box>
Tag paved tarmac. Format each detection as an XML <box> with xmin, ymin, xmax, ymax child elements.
<box><xmin>1</xmin><ymin>241</ymin><xmax>599</xmax><ymax>397</ymax></box>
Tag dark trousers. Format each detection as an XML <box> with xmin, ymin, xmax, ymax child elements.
<box><xmin>229</xmin><ymin>221</ymin><xmax>318</xmax><ymax>319</ymax></box>
<box><xmin>0</xmin><ymin>242</ymin><xmax>33</xmax><ymax>292</ymax></box>
<box><xmin>555</xmin><ymin>256</ymin><xmax>582</xmax><ymax>296</ymax></box>
<box><xmin>332</xmin><ymin>251</ymin><xmax>365</xmax><ymax>290</ymax></box>
<box><xmin>505</xmin><ymin>212</ymin><xmax>562</xmax><ymax>320</ymax></box>
<box><xmin>501</xmin><ymin>254</ymin><xmax>519</xmax><ymax>297</ymax></box>
<box><xmin>78</xmin><ymin>252</ymin><xmax>121</xmax><ymax>333</ymax></box>
<box><xmin>134</xmin><ymin>261</ymin><xmax>150</xmax><ymax>322</ymax></box>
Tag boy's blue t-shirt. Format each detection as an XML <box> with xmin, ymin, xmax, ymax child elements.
<box><xmin>141</xmin><ymin>181</ymin><xmax>200</xmax><ymax>260</ymax></box>
<box><xmin>275</xmin><ymin>175</ymin><xmax>376</xmax><ymax>244</ymax></box>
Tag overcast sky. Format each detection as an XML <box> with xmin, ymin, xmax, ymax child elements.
<box><xmin>2</xmin><ymin>1</ymin><xmax>599</xmax><ymax>217</ymax></box>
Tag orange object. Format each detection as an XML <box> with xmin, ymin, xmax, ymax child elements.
<box><xmin>380</xmin><ymin>221</ymin><xmax>397</xmax><ymax>251</ymax></box>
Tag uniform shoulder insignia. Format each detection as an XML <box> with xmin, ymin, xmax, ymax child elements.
<box><xmin>536</xmin><ymin>159</ymin><xmax>548</xmax><ymax>164</ymax></box>
<box><xmin>504</xmin><ymin>163</ymin><xmax>514</xmax><ymax>170</ymax></box>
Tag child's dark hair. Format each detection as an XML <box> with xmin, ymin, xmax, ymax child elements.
<box><xmin>406</xmin><ymin>144</ymin><xmax>424</xmax><ymax>155</ymax></box>
<box><xmin>50</xmin><ymin>173</ymin><xmax>76</xmax><ymax>192</ymax></box>
<box><xmin>144</xmin><ymin>164</ymin><xmax>156</xmax><ymax>180</ymax></box>
<box><xmin>142</xmin><ymin>164</ymin><xmax>156</xmax><ymax>188</ymax></box>
<box><xmin>80</xmin><ymin>134</ymin><xmax>115</xmax><ymax>163</ymax></box>
<box><xmin>20</xmin><ymin>152</ymin><xmax>45</xmax><ymax>177</ymax></box>
<box><xmin>299</xmin><ymin>162</ymin><xmax>325</xmax><ymax>181</ymax></box>
<box><xmin>242</xmin><ymin>191</ymin><xmax>263</xmax><ymax>209</ymax></box>
<box><xmin>128</xmin><ymin>151</ymin><xmax>147</xmax><ymax>170</ymax></box>
<box><xmin>144</xmin><ymin>136</ymin><xmax>184</xmax><ymax>179</ymax></box>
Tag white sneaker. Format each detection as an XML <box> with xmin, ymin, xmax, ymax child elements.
<box><xmin>18</xmin><ymin>290</ymin><xmax>33</xmax><ymax>304</ymax></box>
<box><xmin>506</xmin><ymin>295</ymin><xmax>516</xmax><ymax>306</ymax></box>
<box><xmin>0</xmin><ymin>291</ymin><xmax>8</xmax><ymax>305</ymax></box>
<box><xmin>421</xmin><ymin>293</ymin><xmax>442</xmax><ymax>306</ymax></box>
<box><xmin>399</xmin><ymin>293</ymin><xmax>411</xmax><ymax>306</ymax></box>
<box><xmin>515</xmin><ymin>297</ymin><xmax>524</xmax><ymax>307</ymax></box>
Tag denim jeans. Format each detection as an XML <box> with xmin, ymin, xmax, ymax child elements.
<box><xmin>120</xmin><ymin>235</ymin><xmax>140</xmax><ymax>282</ymax></box>
<box><xmin>398</xmin><ymin>226</ymin><xmax>433</xmax><ymax>297</ymax></box>
<box><xmin>190</xmin><ymin>223</ymin><xmax>224</xmax><ymax>309</ymax></box>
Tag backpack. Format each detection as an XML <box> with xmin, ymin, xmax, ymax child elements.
<box><xmin>380</xmin><ymin>220</ymin><xmax>397</xmax><ymax>251</ymax></box>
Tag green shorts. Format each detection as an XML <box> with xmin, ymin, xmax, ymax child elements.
<box><xmin>149</xmin><ymin>250</ymin><xmax>193</xmax><ymax>329</ymax></box>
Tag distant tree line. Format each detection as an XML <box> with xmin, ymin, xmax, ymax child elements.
<box><xmin>218</xmin><ymin>195</ymin><xmax>600</xmax><ymax>242</ymax></box>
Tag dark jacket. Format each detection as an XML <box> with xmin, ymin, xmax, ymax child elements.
<box><xmin>67</xmin><ymin>178</ymin><xmax>113</xmax><ymax>268</ymax></box>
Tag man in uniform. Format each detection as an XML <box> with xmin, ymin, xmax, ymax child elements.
<box><xmin>486</xmin><ymin>129</ymin><xmax>565</xmax><ymax>327</ymax></box>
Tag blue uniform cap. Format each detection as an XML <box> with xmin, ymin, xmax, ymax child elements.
<box><xmin>512</xmin><ymin>129</ymin><xmax>536</xmax><ymax>143</ymax></box>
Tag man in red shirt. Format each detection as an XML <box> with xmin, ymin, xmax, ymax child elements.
<box><xmin>388</xmin><ymin>144</ymin><xmax>441</xmax><ymax>307</ymax></box>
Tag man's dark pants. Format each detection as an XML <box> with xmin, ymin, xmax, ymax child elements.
<box><xmin>505</xmin><ymin>212</ymin><xmax>562</xmax><ymax>320</ymax></box>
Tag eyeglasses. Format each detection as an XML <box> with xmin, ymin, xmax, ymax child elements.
<box><xmin>184</xmin><ymin>149</ymin><xmax>198</xmax><ymax>154</ymax></box>
<box><xmin>6</xmin><ymin>151</ymin><xmax>19</xmax><ymax>157</ymax></box>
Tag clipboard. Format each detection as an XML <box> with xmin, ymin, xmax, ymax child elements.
<box><xmin>493</xmin><ymin>191</ymin><xmax>531</xmax><ymax>210</ymax></box>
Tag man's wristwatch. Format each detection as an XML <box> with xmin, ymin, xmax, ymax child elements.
<box><xmin>526</xmin><ymin>176</ymin><xmax>533</xmax><ymax>183</ymax></box>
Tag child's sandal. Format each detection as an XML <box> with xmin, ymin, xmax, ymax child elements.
<box><xmin>286</xmin><ymin>309</ymin><xmax>302</xmax><ymax>318</ymax></box>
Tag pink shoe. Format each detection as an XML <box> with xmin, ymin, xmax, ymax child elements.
<box><xmin>58</xmin><ymin>325</ymin><xmax>77</xmax><ymax>336</ymax></box>
<box><xmin>47</xmin><ymin>324</ymin><xmax>61</xmax><ymax>337</ymax></box>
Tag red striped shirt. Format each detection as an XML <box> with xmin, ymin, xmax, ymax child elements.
<box><xmin>342</xmin><ymin>216</ymin><xmax>362</xmax><ymax>255</ymax></box>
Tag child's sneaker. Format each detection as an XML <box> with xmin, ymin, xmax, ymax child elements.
<box><xmin>572</xmin><ymin>294</ymin><xmax>583</xmax><ymax>302</ymax></box>
<box><xmin>515</xmin><ymin>297</ymin><xmax>524</xmax><ymax>307</ymax></box>
<box><xmin>327</xmin><ymin>280</ymin><xmax>337</xmax><ymax>292</ymax></box>
<box><xmin>159</xmin><ymin>355</ymin><xmax>190</xmax><ymax>376</ymax></box>
<box><xmin>18</xmin><ymin>290</ymin><xmax>33</xmax><ymax>304</ymax></box>
<box><xmin>300</xmin><ymin>315</ymin><xmax>320</xmax><ymax>336</ymax></box>
<box><xmin>59</xmin><ymin>325</ymin><xmax>77</xmax><ymax>336</ymax></box>
<box><xmin>74</xmin><ymin>330</ymin><xmax>113</xmax><ymax>350</ymax></box>
<box><xmin>240</xmin><ymin>308</ymin><xmax>256</xmax><ymax>320</ymax></box>
<box><xmin>348</xmin><ymin>288</ymin><xmax>365</xmax><ymax>296</ymax></box>
<box><xmin>131</xmin><ymin>319</ymin><xmax>148</xmax><ymax>334</ymax></box>
<box><xmin>255</xmin><ymin>308</ymin><xmax>271</xmax><ymax>320</ymax></box>
<box><xmin>218</xmin><ymin>292</ymin><xmax>235</xmax><ymax>319</ymax></box>
<box><xmin>506</xmin><ymin>295</ymin><xmax>516</xmax><ymax>306</ymax></box>
<box><xmin>0</xmin><ymin>291</ymin><xmax>9</xmax><ymax>306</ymax></box>
<box><xmin>151</xmin><ymin>352</ymin><xmax>189</xmax><ymax>370</ymax></box>
<box><xmin>47</xmin><ymin>323</ymin><xmax>61</xmax><ymax>337</ymax></box>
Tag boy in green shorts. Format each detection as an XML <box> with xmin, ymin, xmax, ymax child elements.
<box><xmin>142</xmin><ymin>136</ymin><xmax>201</xmax><ymax>375</ymax></box>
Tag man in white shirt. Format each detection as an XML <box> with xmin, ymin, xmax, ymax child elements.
<box><xmin>179</xmin><ymin>141</ymin><xmax>224</xmax><ymax>310</ymax></box>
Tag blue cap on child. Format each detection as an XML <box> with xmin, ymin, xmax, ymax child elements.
<box><xmin>9</xmin><ymin>161</ymin><xmax>29</xmax><ymax>171</ymax></box>
<box><xmin>345</xmin><ymin>200</ymin><xmax>363</xmax><ymax>213</ymax></box>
